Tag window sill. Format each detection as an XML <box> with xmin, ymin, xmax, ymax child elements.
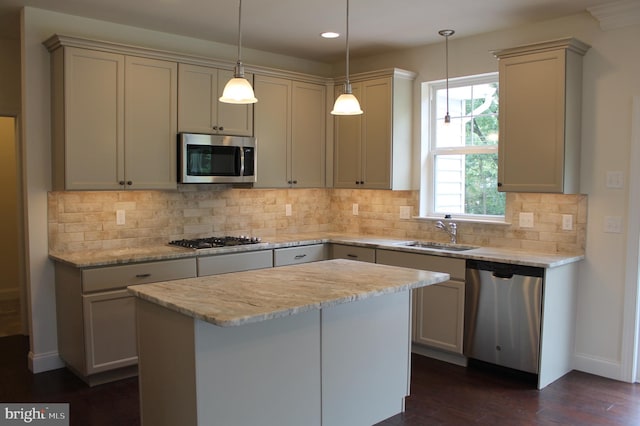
<box><xmin>413</xmin><ymin>215</ymin><xmax>511</xmax><ymax>226</ymax></box>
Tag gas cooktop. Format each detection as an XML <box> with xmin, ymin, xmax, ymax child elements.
<box><xmin>169</xmin><ymin>236</ymin><xmax>262</xmax><ymax>250</ymax></box>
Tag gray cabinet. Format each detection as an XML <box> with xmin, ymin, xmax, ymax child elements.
<box><xmin>48</xmin><ymin>43</ymin><xmax>178</xmax><ymax>190</ymax></box>
<box><xmin>273</xmin><ymin>244</ymin><xmax>328</xmax><ymax>266</ymax></box>
<box><xmin>376</xmin><ymin>249</ymin><xmax>465</xmax><ymax>355</ymax></box>
<box><xmin>333</xmin><ymin>69</ymin><xmax>414</xmax><ymax>190</ymax></box>
<box><xmin>330</xmin><ymin>244</ymin><xmax>376</xmax><ymax>263</ymax></box>
<box><xmin>54</xmin><ymin>258</ymin><xmax>196</xmax><ymax>385</ymax></box>
<box><xmin>197</xmin><ymin>250</ymin><xmax>273</xmax><ymax>276</ymax></box>
<box><xmin>178</xmin><ymin>63</ymin><xmax>253</xmax><ymax>136</ymax></box>
<box><xmin>254</xmin><ymin>75</ymin><xmax>326</xmax><ymax>188</ymax></box>
<box><xmin>495</xmin><ymin>38</ymin><xmax>590</xmax><ymax>193</ymax></box>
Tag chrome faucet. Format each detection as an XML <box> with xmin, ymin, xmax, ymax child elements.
<box><xmin>435</xmin><ymin>220</ymin><xmax>457</xmax><ymax>244</ymax></box>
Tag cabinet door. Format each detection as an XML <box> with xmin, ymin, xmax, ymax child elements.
<box><xmin>413</xmin><ymin>281</ymin><xmax>465</xmax><ymax>353</ymax></box>
<box><xmin>63</xmin><ymin>47</ymin><xmax>125</xmax><ymax>190</ymax></box>
<box><xmin>216</xmin><ymin>68</ymin><xmax>254</xmax><ymax>136</ymax></box>
<box><xmin>333</xmin><ymin>83</ymin><xmax>362</xmax><ymax>188</ymax></box>
<box><xmin>361</xmin><ymin>77</ymin><xmax>392</xmax><ymax>189</ymax></box>
<box><xmin>253</xmin><ymin>75</ymin><xmax>291</xmax><ymax>188</ymax></box>
<box><xmin>83</xmin><ymin>289</ymin><xmax>137</xmax><ymax>374</ymax></box>
<box><xmin>291</xmin><ymin>81</ymin><xmax>326</xmax><ymax>187</ymax></box>
<box><xmin>498</xmin><ymin>49</ymin><xmax>566</xmax><ymax>193</ymax></box>
<box><xmin>178</xmin><ymin>63</ymin><xmax>217</xmax><ymax>134</ymax></box>
<box><xmin>124</xmin><ymin>56</ymin><xmax>177</xmax><ymax>189</ymax></box>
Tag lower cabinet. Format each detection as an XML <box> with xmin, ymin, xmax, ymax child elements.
<box><xmin>376</xmin><ymin>249</ymin><xmax>466</xmax><ymax>356</ymax></box>
<box><xmin>330</xmin><ymin>244</ymin><xmax>376</xmax><ymax>263</ymax></box>
<box><xmin>54</xmin><ymin>257</ymin><xmax>197</xmax><ymax>385</ymax></box>
<box><xmin>197</xmin><ymin>250</ymin><xmax>273</xmax><ymax>276</ymax></box>
<box><xmin>273</xmin><ymin>244</ymin><xmax>328</xmax><ymax>267</ymax></box>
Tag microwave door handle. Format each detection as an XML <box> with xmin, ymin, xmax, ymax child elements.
<box><xmin>238</xmin><ymin>147</ymin><xmax>245</xmax><ymax>177</ymax></box>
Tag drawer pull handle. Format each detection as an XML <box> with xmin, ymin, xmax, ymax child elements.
<box><xmin>294</xmin><ymin>254</ymin><xmax>307</xmax><ymax>260</ymax></box>
<box><xmin>347</xmin><ymin>254</ymin><xmax>358</xmax><ymax>259</ymax></box>
<box><xmin>135</xmin><ymin>273</ymin><xmax>152</xmax><ymax>278</ymax></box>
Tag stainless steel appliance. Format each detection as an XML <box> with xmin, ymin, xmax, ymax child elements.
<box><xmin>464</xmin><ymin>260</ymin><xmax>543</xmax><ymax>374</ymax></box>
<box><xmin>169</xmin><ymin>236</ymin><xmax>262</xmax><ymax>249</ymax></box>
<box><xmin>178</xmin><ymin>133</ymin><xmax>256</xmax><ymax>184</ymax></box>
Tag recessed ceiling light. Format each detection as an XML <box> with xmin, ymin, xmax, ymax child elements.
<box><xmin>321</xmin><ymin>31</ymin><xmax>340</xmax><ymax>39</ymax></box>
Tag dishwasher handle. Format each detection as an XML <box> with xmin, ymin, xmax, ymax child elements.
<box><xmin>493</xmin><ymin>271</ymin><xmax>514</xmax><ymax>279</ymax></box>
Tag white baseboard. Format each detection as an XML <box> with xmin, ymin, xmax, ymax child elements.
<box><xmin>573</xmin><ymin>352</ymin><xmax>628</xmax><ymax>383</ymax></box>
<box><xmin>28</xmin><ymin>350</ymin><xmax>65</xmax><ymax>374</ymax></box>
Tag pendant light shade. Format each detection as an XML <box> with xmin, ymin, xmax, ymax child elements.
<box><xmin>438</xmin><ymin>29</ymin><xmax>454</xmax><ymax>123</ymax></box>
<box><xmin>331</xmin><ymin>0</ymin><xmax>363</xmax><ymax>115</ymax></box>
<box><xmin>220</xmin><ymin>0</ymin><xmax>257</xmax><ymax>104</ymax></box>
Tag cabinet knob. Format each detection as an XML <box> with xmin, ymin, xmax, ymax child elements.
<box><xmin>118</xmin><ymin>180</ymin><xmax>125</xmax><ymax>186</ymax></box>
<box><xmin>497</xmin><ymin>182</ymin><xmax>503</xmax><ymax>187</ymax></box>
<box><xmin>293</xmin><ymin>180</ymin><xmax>298</xmax><ymax>184</ymax></box>
<box><xmin>219</xmin><ymin>126</ymin><xmax>224</xmax><ymax>131</ymax></box>
<box><xmin>126</xmin><ymin>181</ymin><xmax>133</xmax><ymax>186</ymax></box>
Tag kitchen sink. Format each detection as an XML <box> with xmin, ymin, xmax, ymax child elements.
<box><xmin>399</xmin><ymin>241</ymin><xmax>478</xmax><ymax>252</ymax></box>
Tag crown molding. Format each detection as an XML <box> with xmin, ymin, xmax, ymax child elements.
<box><xmin>588</xmin><ymin>0</ymin><xmax>640</xmax><ymax>31</ymax></box>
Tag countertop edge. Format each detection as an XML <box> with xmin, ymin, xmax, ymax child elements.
<box><xmin>50</xmin><ymin>233</ymin><xmax>584</xmax><ymax>269</ymax></box>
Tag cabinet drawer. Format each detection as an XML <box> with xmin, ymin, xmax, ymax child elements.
<box><xmin>274</xmin><ymin>244</ymin><xmax>328</xmax><ymax>267</ymax></box>
<box><xmin>330</xmin><ymin>244</ymin><xmax>376</xmax><ymax>263</ymax></box>
<box><xmin>376</xmin><ymin>249</ymin><xmax>465</xmax><ymax>280</ymax></box>
<box><xmin>198</xmin><ymin>250</ymin><xmax>273</xmax><ymax>277</ymax></box>
<box><xmin>82</xmin><ymin>258</ymin><xmax>197</xmax><ymax>293</ymax></box>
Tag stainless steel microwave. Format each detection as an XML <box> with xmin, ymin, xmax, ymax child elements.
<box><xmin>178</xmin><ymin>133</ymin><xmax>256</xmax><ymax>184</ymax></box>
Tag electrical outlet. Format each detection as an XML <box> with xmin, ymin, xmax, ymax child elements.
<box><xmin>285</xmin><ymin>204</ymin><xmax>292</xmax><ymax>217</ymax></box>
<box><xmin>116</xmin><ymin>209</ymin><xmax>125</xmax><ymax>225</ymax></box>
<box><xmin>352</xmin><ymin>203</ymin><xmax>359</xmax><ymax>216</ymax></box>
<box><xmin>519</xmin><ymin>212</ymin><xmax>534</xmax><ymax>228</ymax></box>
<box><xmin>399</xmin><ymin>206</ymin><xmax>411</xmax><ymax>219</ymax></box>
<box><xmin>561</xmin><ymin>214</ymin><xmax>573</xmax><ymax>231</ymax></box>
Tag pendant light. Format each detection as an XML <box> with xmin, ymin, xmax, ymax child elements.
<box><xmin>438</xmin><ymin>29</ymin><xmax>454</xmax><ymax>123</ymax></box>
<box><xmin>219</xmin><ymin>0</ymin><xmax>257</xmax><ymax>104</ymax></box>
<box><xmin>331</xmin><ymin>0</ymin><xmax>363</xmax><ymax>115</ymax></box>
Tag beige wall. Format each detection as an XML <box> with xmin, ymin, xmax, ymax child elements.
<box><xmin>0</xmin><ymin>117</ymin><xmax>19</xmax><ymax>299</ymax></box>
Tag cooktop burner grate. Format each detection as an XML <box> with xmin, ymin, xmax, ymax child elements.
<box><xmin>169</xmin><ymin>236</ymin><xmax>262</xmax><ymax>249</ymax></box>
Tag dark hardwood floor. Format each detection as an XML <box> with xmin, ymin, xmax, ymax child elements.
<box><xmin>2</xmin><ymin>334</ymin><xmax>639</xmax><ymax>425</ymax></box>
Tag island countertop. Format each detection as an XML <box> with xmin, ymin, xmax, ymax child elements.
<box><xmin>128</xmin><ymin>259</ymin><xmax>449</xmax><ymax>327</ymax></box>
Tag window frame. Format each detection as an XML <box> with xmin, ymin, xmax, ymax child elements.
<box><xmin>419</xmin><ymin>72</ymin><xmax>505</xmax><ymax>222</ymax></box>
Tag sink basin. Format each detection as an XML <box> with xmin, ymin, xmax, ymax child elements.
<box><xmin>400</xmin><ymin>241</ymin><xmax>478</xmax><ymax>252</ymax></box>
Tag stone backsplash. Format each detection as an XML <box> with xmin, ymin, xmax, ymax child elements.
<box><xmin>48</xmin><ymin>186</ymin><xmax>586</xmax><ymax>254</ymax></box>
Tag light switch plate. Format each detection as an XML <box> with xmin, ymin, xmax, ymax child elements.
<box><xmin>606</xmin><ymin>171</ymin><xmax>624</xmax><ymax>189</ymax></box>
<box><xmin>604</xmin><ymin>216</ymin><xmax>622</xmax><ymax>233</ymax></box>
<box><xmin>519</xmin><ymin>212</ymin><xmax>534</xmax><ymax>228</ymax></box>
<box><xmin>562</xmin><ymin>214</ymin><xmax>573</xmax><ymax>231</ymax></box>
<box><xmin>399</xmin><ymin>206</ymin><xmax>411</xmax><ymax>219</ymax></box>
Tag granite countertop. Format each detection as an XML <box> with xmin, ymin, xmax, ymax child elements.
<box><xmin>127</xmin><ymin>259</ymin><xmax>449</xmax><ymax>327</ymax></box>
<box><xmin>49</xmin><ymin>232</ymin><xmax>585</xmax><ymax>269</ymax></box>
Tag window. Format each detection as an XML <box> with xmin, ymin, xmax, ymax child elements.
<box><xmin>420</xmin><ymin>73</ymin><xmax>505</xmax><ymax>220</ymax></box>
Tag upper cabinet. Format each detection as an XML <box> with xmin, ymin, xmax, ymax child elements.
<box><xmin>48</xmin><ymin>43</ymin><xmax>178</xmax><ymax>191</ymax></box>
<box><xmin>254</xmin><ymin>74</ymin><xmax>327</xmax><ymax>188</ymax></box>
<box><xmin>178</xmin><ymin>64</ymin><xmax>253</xmax><ymax>136</ymax></box>
<box><xmin>495</xmin><ymin>38</ymin><xmax>590</xmax><ymax>194</ymax></box>
<box><xmin>333</xmin><ymin>69</ymin><xmax>415</xmax><ymax>190</ymax></box>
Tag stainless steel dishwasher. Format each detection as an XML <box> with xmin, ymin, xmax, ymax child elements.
<box><xmin>464</xmin><ymin>260</ymin><xmax>544</xmax><ymax>374</ymax></box>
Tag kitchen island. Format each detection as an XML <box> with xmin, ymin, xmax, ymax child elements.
<box><xmin>128</xmin><ymin>259</ymin><xmax>449</xmax><ymax>426</ymax></box>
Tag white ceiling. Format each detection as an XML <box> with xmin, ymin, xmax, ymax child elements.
<box><xmin>0</xmin><ymin>0</ymin><xmax>619</xmax><ymax>62</ymax></box>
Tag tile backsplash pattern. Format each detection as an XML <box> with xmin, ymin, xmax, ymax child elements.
<box><xmin>48</xmin><ymin>186</ymin><xmax>586</xmax><ymax>254</ymax></box>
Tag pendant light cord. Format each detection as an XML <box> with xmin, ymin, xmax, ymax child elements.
<box><xmin>237</xmin><ymin>0</ymin><xmax>243</xmax><ymax>64</ymax></box>
<box><xmin>445</xmin><ymin>33</ymin><xmax>449</xmax><ymax>118</ymax></box>
<box><xmin>345</xmin><ymin>0</ymin><xmax>351</xmax><ymax>92</ymax></box>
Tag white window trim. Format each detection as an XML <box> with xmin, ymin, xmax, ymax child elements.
<box><xmin>419</xmin><ymin>72</ymin><xmax>505</xmax><ymax>223</ymax></box>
